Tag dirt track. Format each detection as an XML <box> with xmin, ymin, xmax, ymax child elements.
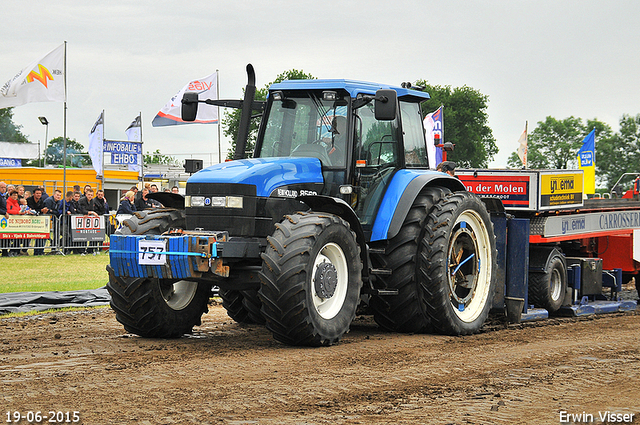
<box><xmin>1</xmin><ymin>301</ymin><xmax>640</xmax><ymax>425</ymax></box>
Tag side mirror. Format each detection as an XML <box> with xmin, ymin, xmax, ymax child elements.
<box><xmin>181</xmin><ymin>92</ymin><xmax>199</xmax><ymax>122</ymax></box>
<box><xmin>374</xmin><ymin>89</ymin><xmax>397</xmax><ymax>121</ymax></box>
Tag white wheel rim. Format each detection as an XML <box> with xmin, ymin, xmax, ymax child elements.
<box><xmin>447</xmin><ymin>210</ymin><xmax>492</xmax><ymax>323</ymax></box>
<box><xmin>311</xmin><ymin>242</ymin><xmax>349</xmax><ymax>320</ymax></box>
<box><xmin>550</xmin><ymin>267</ymin><xmax>563</xmax><ymax>301</ymax></box>
<box><xmin>161</xmin><ymin>280</ymin><xmax>198</xmax><ymax>310</ymax></box>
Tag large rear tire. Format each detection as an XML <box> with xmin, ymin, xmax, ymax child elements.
<box><xmin>259</xmin><ymin>212</ymin><xmax>362</xmax><ymax>346</ymax></box>
<box><xmin>419</xmin><ymin>191</ymin><xmax>497</xmax><ymax>335</ymax></box>
<box><xmin>107</xmin><ymin>207</ymin><xmax>211</xmax><ymax>337</ymax></box>
<box><xmin>369</xmin><ymin>187</ymin><xmax>448</xmax><ymax>333</ymax></box>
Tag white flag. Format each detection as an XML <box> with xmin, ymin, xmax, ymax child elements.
<box><xmin>88</xmin><ymin>112</ymin><xmax>104</xmax><ymax>177</ymax></box>
<box><xmin>125</xmin><ymin>115</ymin><xmax>142</xmax><ymax>172</ymax></box>
<box><xmin>0</xmin><ymin>44</ymin><xmax>65</xmax><ymax>109</ymax></box>
<box><xmin>152</xmin><ymin>71</ymin><xmax>218</xmax><ymax>126</ymax></box>
<box><xmin>423</xmin><ymin>113</ymin><xmax>437</xmax><ymax>169</ymax></box>
<box><xmin>516</xmin><ymin>123</ymin><xmax>528</xmax><ymax>168</ymax></box>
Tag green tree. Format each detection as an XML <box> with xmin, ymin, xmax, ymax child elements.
<box><xmin>224</xmin><ymin>69</ymin><xmax>315</xmax><ymax>159</ymax></box>
<box><xmin>417</xmin><ymin>83</ymin><xmax>497</xmax><ymax>168</ymax></box>
<box><xmin>596</xmin><ymin>114</ymin><xmax>640</xmax><ymax>191</ymax></box>
<box><xmin>45</xmin><ymin>137</ymin><xmax>90</xmax><ymax>167</ymax></box>
<box><xmin>0</xmin><ymin>108</ymin><xmax>29</xmax><ymax>144</ymax></box>
<box><xmin>143</xmin><ymin>149</ymin><xmax>178</xmax><ymax>166</ymax></box>
<box><xmin>507</xmin><ymin>117</ymin><xmax>610</xmax><ymax>171</ymax></box>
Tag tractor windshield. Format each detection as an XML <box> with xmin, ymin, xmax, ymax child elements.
<box><xmin>257</xmin><ymin>91</ymin><xmax>349</xmax><ymax>168</ymax></box>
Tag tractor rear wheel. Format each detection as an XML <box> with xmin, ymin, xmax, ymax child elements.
<box><xmin>106</xmin><ymin>207</ymin><xmax>211</xmax><ymax>337</ymax></box>
<box><xmin>259</xmin><ymin>212</ymin><xmax>362</xmax><ymax>346</ymax></box>
<box><xmin>419</xmin><ymin>191</ymin><xmax>497</xmax><ymax>335</ymax></box>
<box><xmin>369</xmin><ymin>187</ymin><xmax>448</xmax><ymax>333</ymax></box>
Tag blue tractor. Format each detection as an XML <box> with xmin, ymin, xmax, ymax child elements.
<box><xmin>107</xmin><ymin>65</ymin><xmax>498</xmax><ymax>346</ymax></box>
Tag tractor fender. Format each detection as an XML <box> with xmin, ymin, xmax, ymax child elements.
<box><xmin>298</xmin><ymin>195</ymin><xmax>369</xmax><ymax>278</ymax></box>
<box><xmin>371</xmin><ymin>170</ymin><xmax>466</xmax><ymax>242</ymax></box>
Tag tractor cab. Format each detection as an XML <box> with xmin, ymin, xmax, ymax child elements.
<box><xmin>255</xmin><ymin>80</ymin><xmax>432</xmax><ymax>235</ymax></box>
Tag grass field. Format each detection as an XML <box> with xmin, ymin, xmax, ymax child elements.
<box><xmin>0</xmin><ymin>252</ymin><xmax>111</xmax><ymax>293</ymax></box>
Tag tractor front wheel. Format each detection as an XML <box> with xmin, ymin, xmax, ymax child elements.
<box><xmin>259</xmin><ymin>212</ymin><xmax>362</xmax><ymax>346</ymax></box>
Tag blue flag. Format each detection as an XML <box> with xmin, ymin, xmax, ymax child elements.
<box><xmin>577</xmin><ymin>128</ymin><xmax>595</xmax><ymax>193</ymax></box>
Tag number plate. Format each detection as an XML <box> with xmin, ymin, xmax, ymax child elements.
<box><xmin>138</xmin><ymin>240</ymin><xmax>167</xmax><ymax>265</ymax></box>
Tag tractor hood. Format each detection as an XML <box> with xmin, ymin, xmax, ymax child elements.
<box><xmin>187</xmin><ymin>157</ymin><xmax>324</xmax><ymax>197</ymax></box>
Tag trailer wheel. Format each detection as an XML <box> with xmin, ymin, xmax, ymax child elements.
<box><xmin>218</xmin><ymin>288</ymin><xmax>265</xmax><ymax>324</ymax></box>
<box><xmin>529</xmin><ymin>251</ymin><xmax>567</xmax><ymax>312</ymax></box>
<box><xmin>419</xmin><ymin>192</ymin><xmax>497</xmax><ymax>335</ymax></box>
<box><xmin>107</xmin><ymin>207</ymin><xmax>211</xmax><ymax>337</ymax></box>
<box><xmin>259</xmin><ymin>212</ymin><xmax>362</xmax><ymax>346</ymax></box>
<box><xmin>107</xmin><ymin>267</ymin><xmax>211</xmax><ymax>337</ymax></box>
<box><xmin>369</xmin><ymin>187</ymin><xmax>448</xmax><ymax>333</ymax></box>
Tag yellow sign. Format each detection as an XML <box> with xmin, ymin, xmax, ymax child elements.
<box><xmin>540</xmin><ymin>172</ymin><xmax>583</xmax><ymax>207</ymax></box>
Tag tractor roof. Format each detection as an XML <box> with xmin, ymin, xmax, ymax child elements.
<box><xmin>269</xmin><ymin>79</ymin><xmax>430</xmax><ymax>102</ymax></box>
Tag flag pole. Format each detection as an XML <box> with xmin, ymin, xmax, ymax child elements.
<box><xmin>139</xmin><ymin>111</ymin><xmax>143</xmax><ymax>186</ymax></box>
<box><xmin>217</xmin><ymin>69</ymin><xmax>221</xmax><ymax>164</ymax></box>
<box><xmin>101</xmin><ymin>109</ymin><xmax>105</xmax><ymax>191</ymax></box>
<box><xmin>61</xmin><ymin>40</ymin><xmax>68</xmax><ymax>255</ymax></box>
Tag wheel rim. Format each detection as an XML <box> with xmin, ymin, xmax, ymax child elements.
<box><xmin>550</xmin><ymin>267</ymin><xmax>563</xmax><ymax>302</ymax></box>
<box><xmin>311</xmin><ymin>242</ymin><xmax>349</xmax><ymax>320</ymax></box>
<box><xmin>447</xmin><ymin>210</ymin><xmax>492</xmax><ymax>323</ymax></box>
<box><xmin>160</xmin><ymin>280</ymin><xmax>199</xmax><ymax>310</ymax></box>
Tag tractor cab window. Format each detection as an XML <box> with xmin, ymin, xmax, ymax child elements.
<box><xmin>401</xmin><ymin>102</ymin><xmax>429</xmax><ymax>167</ymax></box>
<box><xmin>258</xmin><ymin>91</ymin><xmax>349</xmax><ymax>168</ymax></box>
<box><xmin>353</xmin><ymin>102</ymin><xmax>400</xmax><ymax>230</ymax></box>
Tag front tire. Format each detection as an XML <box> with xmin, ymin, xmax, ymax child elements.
<box><xmin>419</xmin><ymin>192</ymin><xmax>497</xmax><ymax>335</ymax></box>
<box><xmin>259</xmin><ymin>212</ymin><xmax>362</xmax><ymax>346</ymax></box>
<box><xmin>107</xmin><ymin>267</ymin><xmax>211</xmax><ymax>337</ymax></box>
<box><xmin>107</xmin><ymin>207</ymin><xmax>211</xmax><ymax>337</ymax></box>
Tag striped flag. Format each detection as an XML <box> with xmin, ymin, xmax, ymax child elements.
<box><xmin>152</xmin><ymin>72</ymin><xmax>218</xmax><ymax>126</ymax></box>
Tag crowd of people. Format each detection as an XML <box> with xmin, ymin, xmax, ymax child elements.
<box><xmin>0</xmin><ymin>181</ymin><xmax>180</xmax><ymax>257</ymax></box>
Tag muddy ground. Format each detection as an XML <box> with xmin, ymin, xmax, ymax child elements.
<box><xmin>1</xmin><ymin>296</ymin><xmax>640</xmax><ymax>425</ymax></box>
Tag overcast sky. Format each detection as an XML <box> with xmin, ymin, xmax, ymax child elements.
<box><xmin>2</xmin><ymin>0</ymin><xmax>639</xmax><ymax>168</ymax></box>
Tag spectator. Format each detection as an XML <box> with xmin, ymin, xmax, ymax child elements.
<box><xmin>16</xmin><ymin>185</ymin><xmax>25</xmax><ymax>200</ymax></box>
<box><xmin>6</xmin><ymin>190</ymin><xmax>22</xmax><ymax>215</ymax></box>
<box><xmin>64</xmin><ymin>191</ymin><xmax>77</xmax><ymax>215</ymax></box>
<box><xmin>26</xmin><ymin>187</ymin><xmax>49</xmax><ymax>255</ymax></box>
<box><xmin>27</xmin><ymin>187</ymin><xmax>49</xmax><ymax>215</ymax></box>
<box><xmin>93</xmin><ymin>189</ymin><xmax>110</xmax><ymax>215</ymax></box>
<box><xmin>171</xmin><ymin>186</ymin><xmax>180</xmax><ymax>194</ymax></box>
<box><xmin>5</xmin><ymin>190</ymin><xmax>22</xmax><ymax>256</ymax></box>
<box><xmin>135</xmin><ymin>188</ymin><xmax>154</xmax><ymax>211</ymax></box>
<box><xmin>44</xmin><ymin>189</ymin><xmax>63</xmax><ymax>253</ymax></box>
<box><xmin>0</xmin><ymin>182</ymin><xmax>7</xmax><ymax>257</ymax></box>
<box><xmin>78</xmin><ymin>188</ymin><xmax>98</xmax><ymax>216</ymax></box>
<box><xmin>436</xmin><ymin>161</ymin><xmax>457</xmax><ymax>177</ymax></box>
<box><xmin>117</xmin><ymin>190</ymin><xmax>137</xmax><ymax>215</ymax></box>
<box><xmin>71</xmin><ymin>191</ymin><xmax>81</xmax><ymax>213</ymax></box>
<box><xmin>0</xmin><ymin>181</ymin><xmax>7</xmax><ymax>215</ymax></box>
<box><xmin>19</xmin><ymin>198</ymin><xmax>36</xmax><ymax>215</ymax></box>
<box><xmin>150</xmin><ymin>184</ymin><xmax>159</xmax><ymax>193</ymax></box>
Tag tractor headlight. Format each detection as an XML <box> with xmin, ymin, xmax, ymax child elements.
<box><xmin>210</xmin><ymin>196</ymin><xmax>226</xmax><ymax>207</ymax></box>
<box><xmin>226</xmin><ymin>196</ymin><xmax>243</xmax><ymax>209</ymax></box>
<box><xmin>190</xmin><ymin>196</ymin><xmax>205</xmax><ymax>207</ymax></box>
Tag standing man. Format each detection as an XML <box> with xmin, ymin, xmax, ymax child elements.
<box><xmin>93</xmin><ymin>189</ymin><xmax>110</xmax><ymax>215</ymax></box>
<box><xmin>26</xmin><ymin>187</ymin><xmax>49</xmax><ymax>255</ymax></box>
<box><xmin>44</xmin><ymin>189</ymin><xmax>63</xmax><ymax>253</ymax></box>
<box><xmin>0</xmin><ymin>182</ymin><xmax>8</xmax><ymax>257</ymax></box>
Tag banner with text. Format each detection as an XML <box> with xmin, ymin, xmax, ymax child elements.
<box><xmin>0</xmin><ymin>216</ymin><xmax>50</xmax><ymax>239</ymax></box>
<box><xmin>103</xmin><ymin>140</ymin><xmax>142</xmax><ymax>165</ymax></box>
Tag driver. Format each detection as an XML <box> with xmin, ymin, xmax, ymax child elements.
<box><xmin>327</xmin><ymin>115</ymin><xmax>347</xmax><ymax>166</ymax></box>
